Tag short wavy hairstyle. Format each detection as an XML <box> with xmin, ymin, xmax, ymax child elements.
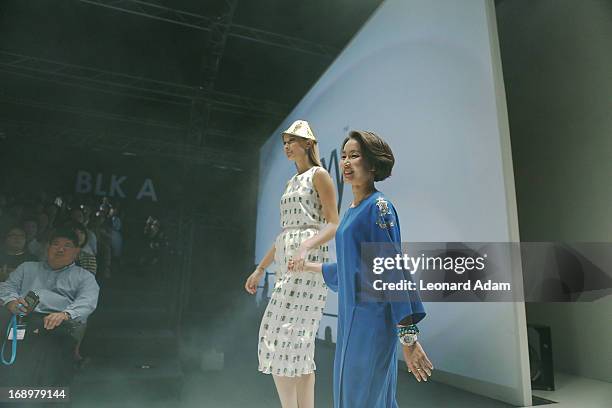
<box><xmin>342</xmin><ymin>130</ymin><xmax>395</xmax><ymax>181</ymax></box>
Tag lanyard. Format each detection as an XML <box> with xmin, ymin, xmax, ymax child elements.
<box><xmin>1</xmin><ymin>314</ymin><xmax>19</xmax><ymax>365</ymax></box>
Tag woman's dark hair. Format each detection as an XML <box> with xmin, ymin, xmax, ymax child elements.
<box><xmin>63</xmin><ymin>221</ymin><xmax>88</xmax><ymax>248</ymax></box>
<box><xmin>342</xmin><ymin>130</ymin><xmax>395</xmax><ymax>181</ymax></box>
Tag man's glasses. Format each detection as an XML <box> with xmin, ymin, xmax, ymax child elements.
<box><xmin>50</xmin><ymin>242</ymin><xmax>76</xmax><ymax>250</ymax></box>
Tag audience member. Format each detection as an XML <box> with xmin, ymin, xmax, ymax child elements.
<box><xmin>0</xmin><ymin>194</ymin><xmax>7</xmax><ymax>227</ymax></box>
<box><xmin>38</xmin><ymin>211</ymin><xmax>50</xmax><ymax>238</ymax></box>
<box><xmin>0</xmin><ymin>226</ymin><xmax>99</xmax><ymax>322</ymax></box>
<box><xmin>70</xmin><ymin>208</ymin><xmax>97</xmax><ymax>257</ymax></box>
<box><xmin>67</xmin><ymin>222</ymin><xmax>97</xmax><ymax>275</ymax></box>
<box><xmin>23</xmin><ymin>215</ymin><xmax>45</xmax><ymax>260</ymax></box>
<box><xmin>110</xmin><ymin>205</ymin><xmax>123</xmax><ymax>274</ymax></box>
<box><xmin>0</xmin><ymin>227</ymin><xmax>99</xmax><ymax>388</ymax></box>
<box><xmin>0</xmin><ymin>226</ymin><xmax>37</xmax><ymax>282</ymax></box>
<box><xmin>91</xmin><ymin>210</ymin><xmax>112</xmax><ymax>278</ymax></box>
<box><xmin>46</xmin><ymin>203</ymin><xmax>59</xmax><ymax>229</ymax></box>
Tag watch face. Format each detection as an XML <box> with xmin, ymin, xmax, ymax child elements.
<box><xmin>400</xmin><ymin>333</ymin><xmax>417</xmax><ymax>345</ymax></box>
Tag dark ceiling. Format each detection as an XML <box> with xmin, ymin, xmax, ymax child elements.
<box><xmin>0</xmin><ymin>0</ymin><xmax>383</xmax><ymax>163</ymax></box>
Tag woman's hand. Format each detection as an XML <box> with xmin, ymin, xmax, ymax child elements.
<box><xmin>287</xmin><ymin>257</ymin><xmax>309</xmax><ymax>272</ymax></box>
<box><xmin>291</xmin><ymin>244</ymin><xmax>310</xmax><ymax>272</ymax></box>
<box><xmin>244</xmin><ymin>267</ymin><xmax>264</xmax><ymax>295</ymax></box>
<box><xmin>288</xmin><ymin>260</ymin><xmax>322</xmax><ymax>274</ymax></box>
<box><xmin>402</xmin><ymin>341</ymin><xmax>434</xmax><ymax>382</ymax></box>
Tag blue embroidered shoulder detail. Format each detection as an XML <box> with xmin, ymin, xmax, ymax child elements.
<box><xmin>375</xmin><ymin>196</ymin><xmax>395</xmax><ymax>229</ymax></box>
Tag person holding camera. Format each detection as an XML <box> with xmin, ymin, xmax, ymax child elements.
<box><xmin>0</xmin><ymin>227</ymin><xmax>99</xmax><ymax>388</ymax></box>
<box><xmin>1</xmin><ymin>226</ymin><xmax>99</xmax><ymax>323</ymax></box>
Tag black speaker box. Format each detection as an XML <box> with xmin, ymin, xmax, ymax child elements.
<box><xmin>527</xmin><ymin>324</ymin><xmax>555</xmax><ymax>391</ymax></box>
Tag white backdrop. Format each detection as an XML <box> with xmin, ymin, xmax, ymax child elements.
<box><xmin>255</xmin><ymin>0</ymin><xmax>531</xmax><ymax>405</ymax></box>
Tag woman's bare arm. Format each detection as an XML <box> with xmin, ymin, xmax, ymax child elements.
<box><xmin>299</xmin><ymin>168</ymin><xmax>339</xmax><ymax>250</ymax></box>
<box><xmin>257</xmin><ymin>242</ymin><xmax>276</xmax><ymax>271</ymax></box>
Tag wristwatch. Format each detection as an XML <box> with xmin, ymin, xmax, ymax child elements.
<box><xmin>63</xmin><ymin>311</ymin><xmax>72</xmax><ymax>320</ymax></box>
<box><xmin>398</xmin><ymin>324</ymin><xmax>419</xmax><ymax>346</ymax></box>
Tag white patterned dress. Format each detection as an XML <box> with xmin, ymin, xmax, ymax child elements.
<box><xmin>258</xmin><ymin>166</ymin><xmax>330</xmax><ymax>377</ymax></box>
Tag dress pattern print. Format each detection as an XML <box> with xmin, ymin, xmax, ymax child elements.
<box><xmin>258</xmin><ymin>166</ymin><xmax>330</xmax><ymax>377</ymax></box>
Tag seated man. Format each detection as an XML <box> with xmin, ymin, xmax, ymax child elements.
<box><xmin>0</xmin><ymin>226</ymin><xmax>99</xmax><ymax>388</ymax></box>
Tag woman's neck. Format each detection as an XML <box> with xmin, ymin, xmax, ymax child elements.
<box><xmin>295</xmin><ymin>157</ymin><xmax>313</xmax><ymax>175</ymax></box>
<box><xmin>6</xmin><ymin>248</ymin><xmax>25</xmax><ymax>256</ymax></box>
<box><xmin>351</xmin><ymin>182</ymin><xmax>376</xmax><ymax>207</ymax></box>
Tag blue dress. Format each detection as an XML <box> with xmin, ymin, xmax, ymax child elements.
<box><xmin>322</xmin><ymin>191</ymin><xmax>426</xmax><ymax>408</ymax></box>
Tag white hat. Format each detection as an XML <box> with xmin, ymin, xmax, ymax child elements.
<box><xmin>282</xmin><ymin>120</ymin><xmax>317</xmax><ymax>141</ymax></box>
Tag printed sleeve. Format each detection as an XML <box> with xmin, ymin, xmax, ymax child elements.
<box><xmin>369</xmin><ymin>197</ymin><xmax>425</xmax><ymax>326</ymax></box>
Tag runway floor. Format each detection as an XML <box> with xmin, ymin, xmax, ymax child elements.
<box><xmin>66</xmin><ymin>278</ymin><xmax>537</xmax><ymax>408</ymax></box>
<box><xmin>180</xmin><ymin>343</ymin><xmax>515</xmax><ymax>408</ymax></box>
<box><xmin>70</xmin><ymin>341</ymin><xmax>517</xmax><ymax>408</ymax></box>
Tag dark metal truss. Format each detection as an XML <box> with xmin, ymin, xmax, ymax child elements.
<box><xmin>79</xmin><ymin>0</ymin><xmax>338</xmax><ymax>58</ymax></box>
<box><xmin>0</xmin><ymin>50</ymin><xmax>288</xmax><ymax>119</ymax></box>
<box><xmin>0</xmin><ymin>94</ymin><xmax>183</xmax><ymax>130</ymax></box>
<box><xmin>0</xmin><ymin>94</ymin><xmax>260</xmax><ymax>146</ymax></box>
<box><xmin>0</xmin><ymin>118</ymin><xmax>252</xmax><ymax>170</ymax></box>
<box><xmin>77</xmin><ymin>0</ymin><xmax>338</xmax><ymax>58</ymax></box>
<box><xmin>0</xmin><ymin>93</ymin><xmax>257</xmax><ymax>143</ymax></box>
<box><xmin>189</xmin><ymin>0</ymin><xmax>239</xmax><ymax>145</ymax></box>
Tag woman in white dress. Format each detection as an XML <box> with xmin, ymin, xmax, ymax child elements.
<box><xmin>245</xmin><ymin>120</ymin><xmax>339</xmax><ymax>408</ymax></box>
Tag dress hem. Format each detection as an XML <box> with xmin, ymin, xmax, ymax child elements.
<box><xmin>258</xmin><ymin>366</ymin><xmax>317</xmax><ymax>378</ymax></box>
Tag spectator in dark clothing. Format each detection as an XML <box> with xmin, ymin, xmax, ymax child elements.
<box><xmin>38</xmin><ymin>212</ymin><xmax>50</xmax><ymax>239</ymax></box>
<box><xmin>0</xmin><ymin>194</ymin><xmax>8</xmax><ymax>233</ymax></box>
<box><xmin>0</xmin><ymin>226</ymin><xmax>37</xmax><ymax>282</ymax></box>
<box><xmin>91</xmin><ymin>209</ymin><xmax>112</xmax><ymax>278</ymax></box>
<box><xmin>66</xmin><ymin>222</ymin><xmax>97</xmax><ymax>275</ymax></box>
<box><xmin>46</xmin><ymin>203</ymin><xmax>59</xmax><ymax>229</ymax></box>
<box><xmin>70</xmin><ymin>208</ymin><xmax>97</xmax><ymax>257</ymax></box>
<box><xmin>109</xmin><ymin>205</ymin><xmax>123</xmax><ymax>278</ymax></box>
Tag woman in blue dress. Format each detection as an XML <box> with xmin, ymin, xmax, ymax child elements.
<box><xmin>290</xmin><ymin>130</ymin><xmax>433</xmax><ymax>407</ymax></box>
